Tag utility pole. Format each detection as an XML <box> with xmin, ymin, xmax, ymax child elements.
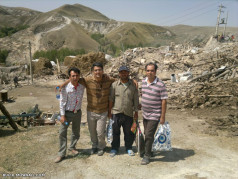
<box><xmin>223</xmin><ymin>11</ymin><xmax>228</xmax><ymax>37</ymax></box>
<box><xmin>215</xmin><ymin>4</ymin><xmax>225</xmax><ymax>36</ymax></box>
<box><xmin>29</xmin><ymin>41</ymin><xmax>33</xmax><ymax>84</ymax></box>
<box><xmin>118</xmin><ymin>33</ymin><xmax>125</xmax><ymax>64</ymax></box>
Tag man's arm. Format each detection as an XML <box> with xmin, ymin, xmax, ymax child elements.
<box><xmin>56</xmin><ymin>77</ymin><xmax>86</xmax><ymax>91</ymax></box>
<box><xmin>159</xmin><ymin>99</ymin><xmax>167</xmax><ymax>124</ymax></box>
<box><xmin>103</xmin><ymin>74</ymin><xmax>116</xmax><ymax>84</ymax></box>
<box><xmin>57</xmin><ymin>79</ymin><xmax>70</xmax><ymax>92</ymax></box>
<box><xmin>59</xmin><ymin>87</ymin><xmax>67</xmax><ymax>124</ymax></box>
<box><xmin>108</xmin><ymin>84</ymin><xmax>115</xmax><ymax>118</ymax></box>
<box><xmin>132</xmin><ymin>79</ymin><xmax>138</xmax><ymax>89</ymax></box>
<box><xmin>133</xmin><ymin>88</ymin><xmax>139</xmax><ymax>120</ymax></box>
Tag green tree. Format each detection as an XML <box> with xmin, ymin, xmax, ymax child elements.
<box><xmin>33</xmin><ymin>48</ymin><xmax>86</xmax><ymax>62</ymax></box>
<box><xmin>0</xmin><ymin>49</ymin><xmax>9</xmax><ymax>63</ymax></box>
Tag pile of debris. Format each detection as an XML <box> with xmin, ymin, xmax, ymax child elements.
<box><xmin>64</xmin><ymin>52</ymin><xmax>107</xmax><ymax>75</ymax></box>
<box><xmin>105</xmin><ymin>42</ymin><xmax>238</xmax><ymax>81</ymax></box>
<box><xmin>32</xmin><ymin>57</ymin><xmax>54</xmax><ymax>76</ymax></box>
<box><xmin>104</xmin><ymin>40</ymin><xmax>238</xmax><ymax>111</ymax></box>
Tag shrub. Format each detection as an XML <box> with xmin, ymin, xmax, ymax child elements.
<box><xmin>33</xmin><ymin>48</ymin><xmax>86</xmax><ymax>62</ymax></box>
<box><xmin>0</xmin><ymin>49</ymin><xmax>9</xmax><ymax>63</ymax></box>
<box><xmin>0</xmin><ymin>25</ymin><xmax>29</xmax><ymax>38</ymax></box>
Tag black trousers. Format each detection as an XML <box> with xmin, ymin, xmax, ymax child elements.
<box><xmin>111</xmin><ymin>113</ymin><xmax>135</xmax><ymax>151</ymax></box>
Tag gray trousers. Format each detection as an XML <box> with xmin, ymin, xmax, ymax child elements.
<box><xmin>58</xmin><ymin>110</ymin><xmax>81</xmax><ymax>157</ymax></box>
<box><xmin>87</xmin><ymin>111</ymin><xmax>107</xmax><ymax>150</ymax></box>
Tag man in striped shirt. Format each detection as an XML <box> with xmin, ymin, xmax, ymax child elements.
<box><xmin>141</xmin><ymin>62</ymin><xmax>168</xmax><ymax>165</ymax></box>
<box><xmin>55</xmin><ymin>67</ymin><xmax>85</xmax><ymax>163</ymax></box>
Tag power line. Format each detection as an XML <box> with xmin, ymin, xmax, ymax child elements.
<box><xmin>149</xmin><ymin>0</ymin><xmax>210</xmax><ymax>24</ymax></box>
<box><xmin>159</xmin><ymin>1</ymin><xmax>220</xmax><ymax>26</ymax></box>
<box><xmin>172</xmin><ymin>7</ymin><xmax>218</xmax><ymax>26</ymax></box>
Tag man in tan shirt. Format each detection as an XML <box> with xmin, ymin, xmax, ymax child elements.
<box><xmin>108</xmin><ymin>66</ymin><xmax>139</xmax><ymax>157</ymax></box>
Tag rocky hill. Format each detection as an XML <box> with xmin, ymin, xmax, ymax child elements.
<box><xmin>0</xmin><ymin>5</ymin><xmax>41</xmax><ymax>27</ymax></box>
<box><xmin>0</xmin><ymin>4</ymin><xmax>237</xmax><ymax>66</ymax></box>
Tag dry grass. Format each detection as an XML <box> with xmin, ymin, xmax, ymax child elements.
<box><xmin>0</xmin><ymin>124</ymin><xmax>91</xmax><ymax>176</ymax></box>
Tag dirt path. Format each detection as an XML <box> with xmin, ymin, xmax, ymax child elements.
<box><xmin>0</xmin><ymin>79</ymin><xmax>238</xmax><ymax>179</ymax></box>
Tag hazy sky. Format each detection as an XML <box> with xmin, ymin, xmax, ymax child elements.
<box><xmin>1</xmin><ymin>0</ymin><xmax>238</xmax><ymax>27</ymax></box>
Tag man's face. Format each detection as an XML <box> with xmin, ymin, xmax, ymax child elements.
<box><xmin>93</xmin><ymin>66</ymin><xmax>103</xmax><ymax>79</ymax></box>
<box><xmin>119</xmin><ymin>70</ymin><xmax>129</xmax><ymax>81</ymax></box>
<box><xmin>69</xmin><ymin>71</ymin><xmax>80</xmax><ymax>84</ymax></box>
<box><xmin>146</xmin><ymin>65</ymin><xmax>156</xmax><ymax>79</ymax></box>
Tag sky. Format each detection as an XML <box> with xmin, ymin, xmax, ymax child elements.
<box><xmin>0</xmin><ymin>0</ymin><xmax>238</xmax><ymax>27</ymax></box>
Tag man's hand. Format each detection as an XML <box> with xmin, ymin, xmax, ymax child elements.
<box><xmin>108</xmin><ymin>111</ymin><xmax>112</xmax><ymax>119</ymax></box>
<box><xmin>159</xmin><ymin>116</ymin><xmax>165</xmax><ymax>124</ymax></box>
<box><xmin>134</xmin><ymin>112</ymin><xmax>138</xmax><ymax>120</ymax></box>
<box><xmin>56</xmin><ymin>79</ymin><xmax>70</xmax><ymax>92</ymax></box>
<box><xmin>60</xmin><ymin>115</ymin><xmax>67</xmax><ymax>124</ymax></box>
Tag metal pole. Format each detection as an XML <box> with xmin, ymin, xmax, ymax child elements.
<box><xmin>29</xmin><ymin>41</ymin><xmax>33</xmax><ymax>84</ymax></box>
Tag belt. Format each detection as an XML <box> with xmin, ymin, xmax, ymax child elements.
<box><xmin>65</xmin><ymin>109</ymin><xmax>81</xmax><ymax>113</ymax></box>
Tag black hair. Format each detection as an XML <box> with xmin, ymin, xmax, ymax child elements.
<box><xmin>145</xmin><ymin>62</ymin><xmax>158</xmax><ymax>71</ymax></box>
<box><xmin>91</xmin><ymin>62</ymin><xmax>103</xmax><ymax>71</ymax></box>
<box><xmin>68</xmin><ymin>67</ymin><xmax>80</xmax><ymax>76</ymax></box>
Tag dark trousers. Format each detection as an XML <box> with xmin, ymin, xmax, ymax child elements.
<box><xmin>143</xmin><ymin>118</ymin><xmax>159</xmax><ymax>157</ymax></box>
<box><xmin>111</xmin><ymin>113</ymin><xmax>135</xmax><ymax>151</ymax></box>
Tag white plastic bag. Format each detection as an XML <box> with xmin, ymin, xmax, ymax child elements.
<box><xmin>106</xmin><ymin>118</ymin><xmax>114</xmax><ymax>144</ymax></box>
<box><xmin>152</xmin><ymin>122</ymin><xmax>172</xmax><ymax>151</ymax></box>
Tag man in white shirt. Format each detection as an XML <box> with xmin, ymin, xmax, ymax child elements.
<box><xmin>55</xmin><ymin>67</ymin><xmax>85</xmax><ymax>163</ymax></box>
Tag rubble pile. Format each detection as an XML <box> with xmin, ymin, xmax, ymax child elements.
<box><xmin>64</xmin><ymin>52</ymin><xmax>107</xmax><ymax>75</ymax></box>
<box><xmin>32</xmin><ymin>57</ymin><xmax>53</xmax><ymax>76</ymax></box>
<box><xmin>104</xmin><ymin>40</ymin><xmax>238</xmax><ymax>111</ymax></box>
<box><xmin>105</xmin><ymin>42</ymin><xmax>238</xmax><ymax>81</ymax></box>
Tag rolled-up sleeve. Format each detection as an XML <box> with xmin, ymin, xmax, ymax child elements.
<box><xmin>59</xmin><ymin>87</ymin><xmax>67</xmax><ymax>115</ymax></box>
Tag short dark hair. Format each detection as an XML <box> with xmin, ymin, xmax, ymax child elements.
<box><xmin>68</xmin><ymin>67</ymin><xmax>80</xmax><ymax>76</ymax></box>
<box><xmin>91</xmin><ymin>62</ymin><xmax>103</xmax><ymax>71</ymax></box>
<box><xmin>145</xmin><ymin>62</ymin><xmax>158</xmax><ymax>71</ymax></box>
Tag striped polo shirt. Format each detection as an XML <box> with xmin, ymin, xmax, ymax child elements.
<box><xmin>79</xmin><ymin>74</ymin><xmax>115</xmax><ymax>113</ymax></box>
<box><xmin>141</xmin><ymin>77</ymin><xmax>168</xmax><ymax>121</ymax></box>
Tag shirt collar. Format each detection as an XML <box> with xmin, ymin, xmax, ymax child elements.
<box><xmin>118</xmin><ymin>79</ymin><xmax>131</xmax><ymax>85</ymax></box>
<box><xmin>69</xmin><ymin>82</ymin><xmax>79</xmax><ymax>89</ymax></box>
<box><xmin>145</xmin><ymin>77</ymin><xmax>158</xmax><ymax>86</ymax></box>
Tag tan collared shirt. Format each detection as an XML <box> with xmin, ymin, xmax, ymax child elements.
<box><xmin>109</xmin><ymin>79</ymin><xmax>139</xmax><ymax>117</ymax></box>
<box><xmin>79</xmin><ymin>74</ymin><xmax>115</xmax><ymax>113</ymax></box>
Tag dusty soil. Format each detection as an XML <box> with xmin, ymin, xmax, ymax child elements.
<box><xmin>0</xmin><ymin>77</ymin><xmax>238</xmax><ymax>179</ymax></box>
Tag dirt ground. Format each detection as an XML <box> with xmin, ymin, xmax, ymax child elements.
<box><xmin>0</xmin><ymin>77</ymin><xmax>238</xmax><ymax>179</ymax></box>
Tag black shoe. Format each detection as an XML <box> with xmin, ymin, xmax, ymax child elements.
<box><xmin>90</xmin><ymin>148</ymin><xmax>98</xmax><ymax>155</ymax></box>
<box><xmin>141</xmin><ymin>157</ymin><xmax>150</xmax><ymax>165</ymax></box>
